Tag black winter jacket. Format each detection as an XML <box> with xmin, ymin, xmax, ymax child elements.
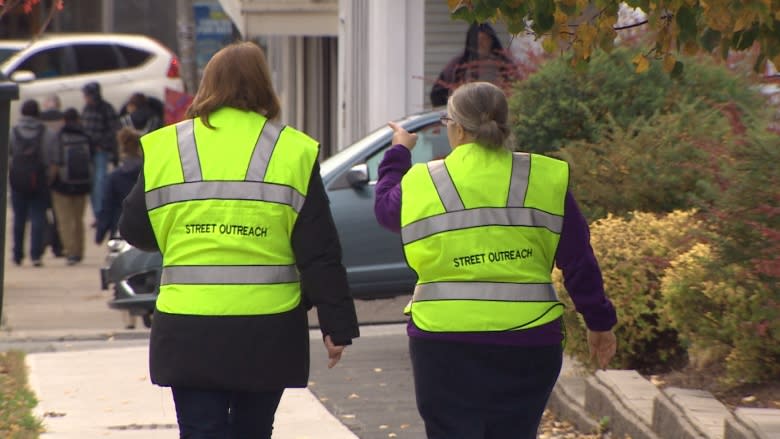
<box><xmin>119</xmin><ymin>160</ymin><xmax>360</xmax><ymax>391</ymax></box>
<box><xmin>95</xmin><ymin>156</ymin><xmax>142</xmax><ymax>243</ymax></box>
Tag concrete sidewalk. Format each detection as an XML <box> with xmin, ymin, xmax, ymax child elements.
<box><xmin>2</xmin><ymin>209</ymin><xmax>361</xmax><ymax>438</ymax></box>
<box><xmin>27</xmin><ymin>344</ymin><xmax>359</xmax><ymax>439</ymax></box>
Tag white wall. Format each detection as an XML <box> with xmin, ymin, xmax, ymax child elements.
<box><xmin>339</xmin><ymin>0</ymin><xmax>424</xmax><ymax>148</ymax></box>
<box><xmin>366</xmin><ymin>0</ymin><xmax>425</xmax><ymax>134</ymax></box>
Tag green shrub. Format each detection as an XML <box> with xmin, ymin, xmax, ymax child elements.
<box><xmin>554</xmin><ymin>101</ymin><xmax>728</xmax><ymax>220</ymax></box>
<box><xmin>554</xmin><ymin>211</ymin><xmax>704</xmax><ymax>373</ymax></box>
<box><xmin>706</xmin><ymin>122</ymin><xmax>780</xmax><ymax>283</ymax></box>
<box><xmin>509</xmin><ymin>48</ymin><xmax>767</xmax><ymax>154</ymax></box>
<box><xmin>657</xmin><ymin>115</ymin><xmax>780</xmax><ymax>386</ymax></box>
<box><xmin>509</xmin><ymin>49</ymin><xmax>671</xmax><ymax>153</ymax></box>
<box><xmin>662</xmin><ymin>244</ymin><xmax>780</xmax><ymax>385</ymax></box>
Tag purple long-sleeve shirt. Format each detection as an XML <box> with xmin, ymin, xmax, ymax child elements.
<box><xmin>375</xmin><ymin>145</ymin><xmax>616</xmax><ymax>346</ymax></box>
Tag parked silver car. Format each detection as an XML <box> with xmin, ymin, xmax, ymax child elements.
<box><xmin>101</xmin><ymin>109</ymin><xmax>448</xmax><ymax>325</ymax></box>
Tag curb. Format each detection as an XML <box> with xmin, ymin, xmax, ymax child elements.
<box><xmin>0</xmin><ymin>329</ymin><xmax>152</xmax><ymax>344</ymax></box>
<box><xmin>547</xmin><ymin>370</ymin><xmax>779</xmax><ymax>439</ymax></box>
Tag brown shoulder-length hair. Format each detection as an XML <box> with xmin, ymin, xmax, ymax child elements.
<box><xmin>186</xmin><ymin>41</ymin><xmax>280</xmax><ymax>128</ymax></box>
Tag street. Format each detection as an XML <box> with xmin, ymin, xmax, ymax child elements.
<box><xmin>1</xmin><ymin>210</ymin><xmax>592</xmax><ymax>439</ymax></box>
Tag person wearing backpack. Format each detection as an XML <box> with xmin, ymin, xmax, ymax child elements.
<box><xmin>49</xmin><ymin>108</ymin><xmax>94</xmax><ymax>266</ymax></box>
<box><xmin>8</xmin><ymin>99</ymin><xmax>57</xmax><ymax>267</ymax></box>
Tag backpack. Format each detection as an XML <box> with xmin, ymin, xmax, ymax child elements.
<box><xmin>9</xmin><ymin>126</ymin><xmax>46</xmax><ymax>194</ymax></box>
<box><xmin>58</xmin><ymin>131</ymin><xmax>92</xmax><ymax>185</ymax></box>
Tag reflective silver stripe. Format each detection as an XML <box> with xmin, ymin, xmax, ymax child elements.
<box><xmin>161</xmin><ymin>265</ymin><xmax>298</xmax><ymax>285</ymax></box>
<box><xmin>146</xmin><ymin>181</ymin><xmax>305</xmax><ymax>212</ymax></box>
<box><xmin>427</xmin><ymin>160</ymin><xmax>464</xmax><ymax>211</ymax></box>
<box><xmin>508</xmin><ymin>153</ymin><xmax>530</xmax><ymax>207</ymax></box>
<box><xmin>246</xmin><ymin>121</ymin><xmax>284</xmax><ymax>181</ymax></box>
<box><xmin>176</xmin><ymin>120</ymin><xmax>202</xmax><ymax>182</ymax></box>
<box><xmin>401</xmin><ymin>207</ymin><xmax>563</xmax><ymax>244</ymax></box>
<box><xmin>413</xmin><ymin>282</ymin><xmax>558</xmax><ymax>302</ymax></box>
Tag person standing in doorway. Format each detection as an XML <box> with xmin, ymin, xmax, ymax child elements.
<box><xmin>8</xmin><ymin>100</ymin><xmax>57</xmax><ymax>267</ymax></box>
<box><xmin>430</xmin><ymin>22</ymin><xmax>518</xmax><ymax>107</ymax></box>
<box><xmin>49</xmin><ymin>108</ymin><xmax>93</xmax><ymax>266</ymax></box>
<box><xmin>119</xmin><ymin>41</ymin><xmax>360</xmax><ymax>438</ymax></box>
<box><xmin>81</xmin><ymin>81</ymin><xmax>119</xmax><ymax>221</ymax></box>
<box><xmin>376</xmin><ymin>82</ymin><xmax>617</xmax><ymax>439</ymax></box>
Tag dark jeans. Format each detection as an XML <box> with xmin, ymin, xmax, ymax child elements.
<box><xmin>409</xmin><ymin>337</ymin><xmax>563</xmax><ymax>439</ymax></box>
<box><xmin>10</xmin><ymin>189</ymin><xmax>48</xmax><ymax>262</ymax></box>
<box><xmin>171</xmin><ymin>387</ymin><xmax>284</xmax><ymax>439</ymax></box>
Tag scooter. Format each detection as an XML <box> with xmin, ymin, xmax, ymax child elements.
<box><xmin>100</xmin><ymin>237</ymin><xmax>162</xmax><ymax>328</ymax></box>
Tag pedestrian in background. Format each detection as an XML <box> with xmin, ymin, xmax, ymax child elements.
<box><xmin>8</xmin><ymin>99</ymin><xmax>57</xmax><ymax>267</ymax></box>
<box><xmin>96</xmin><ymin>127</ymin><xmax>143</xmax><ymax>245</ymax></box>
<box><xmin>81</xmin><ymin>81</ymin><xmax>119</xmax><ymax>219</ymax></box>
<box><xmin>375</xmin><ymin>82</ymin><xmax>617</xmax><ymax>439</ymax></box>
<box><xmin>49</xmin><ymin>108</ymin><xmax>93</xmax><ymax>266</ymax></box>
<box><xmin>119</xmin><ymin>92</ymin><xmax>162</xmax><ymax>135</ymax></box>
<box><xmin>39</xmin><ymin>94</ymin><xmax>65</xmax><ymax>258</ymax></box>
<box><xmin>430</xmin><ymin>22</ymin><xmax>518</xmax><ymax>107</ymax></box>
<box><xmin>96</xmin><ymin>127</ymin><xmax>143</xmax><ymax>329</ymax></box>
<box><xmin>119</xmin><ymin>41</ymin><xmax>360</xmax><ymax>438</ymax></box>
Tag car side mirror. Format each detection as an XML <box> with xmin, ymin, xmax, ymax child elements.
<box><xmin>10</xmin><ymin>70</ymin><xmax>36</xmax><ymax>83</ymax></box>
<box><xmin>345</xmin><ymin>163</ymin><xmax>369</xmax><ymax>187</ymax></box>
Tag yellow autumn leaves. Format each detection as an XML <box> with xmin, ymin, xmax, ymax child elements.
<box><xmin>447</xmin><ymin>0</ymin><xmax>780</xmax><ymax>74</ymax></box>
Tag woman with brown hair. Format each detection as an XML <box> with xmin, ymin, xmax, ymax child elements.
<box><xmin>119</xmin><ymin>41</ymin><xmax>359</xmax><ymax>438</ymax></box>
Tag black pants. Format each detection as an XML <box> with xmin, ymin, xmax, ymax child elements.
<box><xmin>409</xmin><ymin>337</ymin><xmax>563</xmax><ymax>439</ymax></box>
<box><xmin>171</xmin><ymin>387</ymin><xmax>284</xmax><ymax>439</ymax></box>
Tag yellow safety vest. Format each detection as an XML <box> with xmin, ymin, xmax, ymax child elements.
<box><xmin>142</xmin><ymin>107</ymin><xmax>319</xmax><ymax>316</ymax></box>
<box><xmin>400</xmin><ymin>143</ymin><xmax>568</xmax><ymax>332</ymax></box>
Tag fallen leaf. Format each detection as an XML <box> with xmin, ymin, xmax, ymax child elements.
<box><xmin>741</xmin><ymin>395</ymin><xmax>757</xmax><ymax>403</ymax></box>
<box><xmin>400</xmin><ymin>423</ymin><xmax>410</xmax><ymax>429</ymax></box>
<box><xmin>348</xmin><ymin>393</ymin><xmax>360</xmax><ymax>399</ymax></box>
<box><xmin>388</xmin><ymin>434</ymin><xmax>397</xmax><ymax>438</ymax></box>
<box><xmin>650</xmin><ymin>375</ymin><xmax>665</xmax><ymax>386</ymax></box>
<box><xmin>374</xmin><ymin>368</ymin><xmax>383</xmax><ymax>372</ymax></box>
<box><xmin>341</xmin><ymin>414</ymin><xmax>356</xmax><ymax>419</ymax></box>
<box><xmin>379</xmin><ymin>425</ymin><xmax>389</xmax><ymax>429</ymax></box>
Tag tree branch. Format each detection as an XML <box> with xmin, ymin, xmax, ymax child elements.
<box><xmin>33</xmin><ymin>0</ymin><xmax>60</xmax><ymax>39</ymax></box>
<box><xmin>0</xmin><ymin>0</ymin><xmax>23</xmax><ymax>21</ymax></box>
<box><xmin>614</xmin><ymin>19</ymin><xmax>649</xmax><ymax>31</ymax></box>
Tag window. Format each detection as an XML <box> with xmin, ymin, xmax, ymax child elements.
<box><xmin>117</xmin><ymin>45</ymin><xmax>151</xmax><ymax>68</ymax></box>
<box><xmin>73</xmin><ymin>44</ymin><xmax>120</xmax><ymax>74</ymax></box>
<box><xmin>0</xmin><ymin>48</ymin><xmax>20</xmax><ymax>64</ymax></box>
<box><xmin>17</xmin><ymin>47</ymin><xmax>69</xmax><ymax>79</ymax></box>
<box><xmin>365</xmin><ymin>122</ymin><xmax>450</xmax><ymax>182</ymax></box>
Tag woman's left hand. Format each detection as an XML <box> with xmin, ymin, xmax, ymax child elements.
<box><xmin>587</xmin><ymin>329</ymin><xmax>617</xmax><ymax>370</ymax></box>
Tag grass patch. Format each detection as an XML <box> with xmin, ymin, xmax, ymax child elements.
<box><xmin>0</xmin><ymin>350</ymin><xmax>42</xmax><ymax>438</ymax></box>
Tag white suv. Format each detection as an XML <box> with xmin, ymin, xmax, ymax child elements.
<box><xmin>0</xmin><ymin>33</ymin><xmax>185</xmax><ymax>126</ymax></box>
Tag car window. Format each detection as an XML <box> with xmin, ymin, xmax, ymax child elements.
<box><xmin>17</xmin><ymin>47</ymin><xmax>69</xmax><ymax>79</ymax></box>
<box><xmin>365</xmin><ymin>122</ymin><xmax>450</xmax><ymax>182</ymax></box>
<box><xmin>73</xmin><ymin>44</ymin><xmax>120</xmax><ymax>74</ymax></box>
<box><xmin>0</xmin><ymin>48</ymin><xmax>20</xmax><ymax>64</ymax></box>
<box><xmin>116</xmin><ymin>45</ymin><xmax>151</xmax><ymax>68</ymax></box>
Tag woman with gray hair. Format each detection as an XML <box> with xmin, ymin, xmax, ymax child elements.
<box><xmin>375</xmin><ymin>81</ymin><xmax>618</xmax><ymax>438</ymax></box>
